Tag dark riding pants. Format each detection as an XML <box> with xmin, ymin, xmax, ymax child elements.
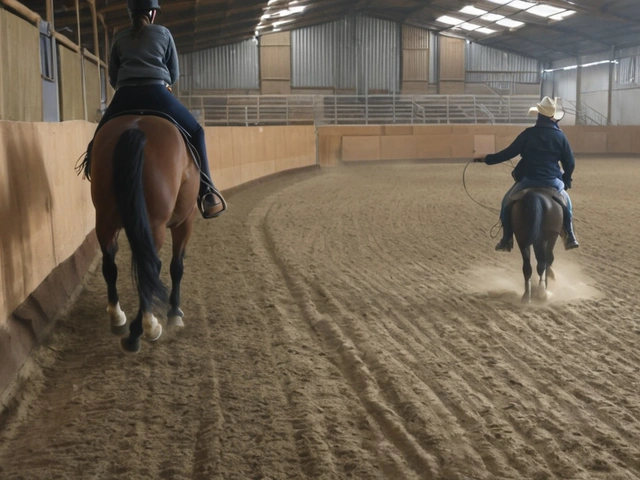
<box><xmin>96</xmin><ymin>85</ymin><xmax>214</xmax><ymax>196</ymax></box>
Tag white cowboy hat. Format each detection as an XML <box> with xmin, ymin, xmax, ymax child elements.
<box><xmin>528</xmin><ymin>96</ymin><xmax>565</xmax><ymax>120</ymax></box>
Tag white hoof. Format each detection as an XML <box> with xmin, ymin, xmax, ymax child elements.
<box><xmin>142</xmin><ymin>313</ymin><xmax>162</xmax><ymax>342</ymax></box>
<box><xmin>107</xmin><ymin>303</ymin><xmax>126</xmax><ymax>327</ymax></box>
<box><xmin>167</xmin><ymin>316</ymin><xmax>184</xmax><ymax>327</ymax></box>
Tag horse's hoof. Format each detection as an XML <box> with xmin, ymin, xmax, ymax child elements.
<box><xmin>110</xmin><ymin>324</ymin><xmax>128</xmax><ymax>336</ymax></box>
<box><xmin>521</xmin><ymin>294</ymin><xmax>532</xmax><ymax>303</ymax></box>
<box><xmin>120</xmin><ymin>336</ymin><xmax>141</xmax><ymax>354</ymax></box>
<box><xmin>144</xmin><ymin>324</ymin><xmax>163</xmax><ymax>342</ymax></box>
<box><xmin>167</xmin><ymin>315</ymin><xmax>184</xmax><ymax>327</ymax></box>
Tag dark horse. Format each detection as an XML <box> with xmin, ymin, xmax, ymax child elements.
<box><xmin>511</xmin><ymin>188</ymin><xmax>563</xmax><ymax>303</ymax></box>
<box><xmin>91</xmin><ymin>115</ymin><xmax>199</xmax><ymax>353</ymax></box>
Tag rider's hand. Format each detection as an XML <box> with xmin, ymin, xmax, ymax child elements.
<box><xmin>473</xmin><ymin>156</ymin><xmax>486</xmax><ymax>163</ymax></box>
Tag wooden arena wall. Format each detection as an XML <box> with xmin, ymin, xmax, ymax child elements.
<box><xmin>0</xmin><ymin>121</ymin><xmax>316</xmax><ymax>396</ymax></box>
<box><xmin>317</xmin><ymin>125</ymin><xmax>640</xmax><ymax>165</ymax></box>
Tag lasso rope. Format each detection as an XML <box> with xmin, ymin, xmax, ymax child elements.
<box><xmin>462</xmin><ymin>159</ymin><xmax>515</xmax><ymax>238</ymax></box>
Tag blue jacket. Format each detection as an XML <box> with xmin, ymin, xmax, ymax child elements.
<box><xmin>109</xmin><ymin>24</ymin><xmax>179</xmax><ymax>90</ymax></box>
<box><xmin>484</xmin><ymin>115</ymin><xmax>575</xmax><ymax>188</ymax></box>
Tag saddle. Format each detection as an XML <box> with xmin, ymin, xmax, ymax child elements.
<box><xmin>507</xmin><ymin>187</ymin><xmax>567</xmax><ymax>209</ymax></box>
<box><xmin>108</xmin><ymin>110</ymin><xmax>202</xmax><ymax>169</ymax></box>
<box><xmin>76</xmin><ymin>109</ymin><xmax>203</xmax><ymax>181</ymax></box>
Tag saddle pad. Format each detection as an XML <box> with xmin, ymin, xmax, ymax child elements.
<box><xmin>509</xmin><ymin>187</ymin><xmax>567</xmax><ymax>207</ymax></box>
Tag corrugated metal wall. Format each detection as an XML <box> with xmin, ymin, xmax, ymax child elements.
<box><xmin>613</xmin><ymin>48</ymin><xmax>640</xmax><ymax>125</ymax></box>
<box><xmin>465</xmin><ymin>42</ymin><xmax>539</xmax><ymax>83</ymax></box>
<box><xmin>357</xmin><ymin>15</ymin><xmax>399</xmax><ymax>92</ymax></box>
<box><xmin>179</xmin><ymin>39</ymin><xmax>259</xmax><ymax>91</ymax></box>
<box><xmin>291</xmin><ymin>21</ymin><xmax>336</xmax><ymax>87</ymax></box>
<box><xmin>291</xmin><ymin>15</ymin><xmax>399</xmax><ymax>93</ymax></box>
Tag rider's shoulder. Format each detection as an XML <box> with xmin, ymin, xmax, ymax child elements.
<box><xmin>148</xmin><ymin>24</ymin><xmax>172</xmax><ymax>36</ymax></box>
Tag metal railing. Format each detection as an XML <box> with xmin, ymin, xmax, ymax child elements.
<box><xmin>563</xmin><ymin>99</ymin><xmax>608</xmax><ymax>126</ymax></box>
<box><xmin>178</xmin><ymin>93</ymin><xmax>540</xmax><ymax>127</ymax></box>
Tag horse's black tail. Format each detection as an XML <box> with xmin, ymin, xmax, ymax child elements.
<box><xmin>520</xmin><ymin>191</ymin><xmax>544</xmax><ymax>248</ymax></box>
<box><xmin>112</xmin><ymin>129</ymin><xmax>168</xmax><ymax>309</ymax></box>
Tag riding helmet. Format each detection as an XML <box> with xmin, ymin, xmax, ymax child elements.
<box><xmin>127</xmin><ymin>0</ymin><xmax>161</xmax><ymax>13</ymax></box>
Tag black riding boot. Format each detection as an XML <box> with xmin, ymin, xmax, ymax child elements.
<box><xmin>563</xmin><ymin>208</ymin><xmax>579</xmax><ymax>250</ymax></box>
<box><xmin>495</xmin><ymin>204</ymin><xmax>513</xmax><ymax>252</ymax></box>
<box><xmin>192</xmin><ymin>127</ymin><xmax>226</xmax><ymax>219</ymax></box>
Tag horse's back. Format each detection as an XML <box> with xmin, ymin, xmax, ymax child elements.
<box><xmin>91</xmin><ymin>115</ymin><xmax>199</xmax><ymax>228</ymax></box>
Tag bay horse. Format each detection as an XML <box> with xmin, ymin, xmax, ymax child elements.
<box><xmin>90</xmin><ymin>115</ymin><xmax>199</xmax><ymax>353</ymax></box>
<box><xmin>511</xmin><ymin>188</ymin><xmax>563</xmax><ymax>303</ymax></box>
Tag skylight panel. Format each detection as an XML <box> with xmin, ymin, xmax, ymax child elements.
<box><xmin>436</xmin><ymin>15</ymin><xmax>464</xmax><ymax>25</ymax></box>
<box><xmin>459</xmin><ymin>22</ymin><xmax>481</xmax><ymax>31</ymax></box>
<box><xmin>550</xmin><ymin>10</ymin><xmax>576</xmax><ymax>20</ymax></box>
<box><xmin>476</xmin><ymin>27</ymin><xmax>497</xmax><ymax>34</ymax></box>
<box><xmin>487</xmin><ymin>0</ymin><xmax>511</xmax><ymax>4</ymax></box>
<box><xmin>496</xmin><ymin>18</ymin><xmax>525</xmax><ymax>28</ymax></box>
<box><xmin>460</xmin><ymin>6</ymin><xmax>487</xmax><ymax>16</ymax></box>
<box><xmin>481</xmin><ymin>13</ymin><xmax>505</xmax><ymax>21</ymax></box>
<box><xmin>527</xmin><ymin>4</ymin><xmax>566</xmax><ymax>17</ymax></box>
<box><xmin>506</xmin><ymin>1</ymin><xmax>536</xmax><ymax>9</ymax></box>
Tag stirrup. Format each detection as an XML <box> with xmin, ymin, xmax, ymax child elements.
<box><xmin>565</xmin><ymin>237</ymin><xmax>579</xmax><ymax>250</ymax></box>
<box><xmin>495</xmin><ymin>237</ymin><xmax>513</xmax><ymax>252</ymax></box>
<box><xmin>198</xmin><ymin>190</ymin><xmax>227</xmax><ymax>219</ymax></box>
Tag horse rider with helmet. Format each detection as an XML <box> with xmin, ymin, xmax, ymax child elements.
<box><xmin>79</xmin><ymin>0</ymin><xmax>225</xmax><ymax>219</ymax></box>
<box><xmin>474</xmin><ymin>96</ymin><xmax>579</xmax><ymax>252</ymax></box>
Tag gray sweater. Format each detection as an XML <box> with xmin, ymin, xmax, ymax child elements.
<box><xmin>108</xmin><ymin>24</ymin><xmax>179</xmax><ymax>89</ymax></box>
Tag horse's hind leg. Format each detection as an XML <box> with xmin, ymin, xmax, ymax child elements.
<box><xmin>96</xmin><ymin>223</ymin><xmax>127</xmax><ymax>335</ymax></box>
<box><xmin>167</xmin><ymin>215</ymin><xmax>195</xmax><ymax>327</ymax></box>
<box><xmin>533</xmin><ymin>242</ymin><xmax>548</xmax><ymax>301</ymax></box>
<box><xmin>521</xmin><ymin>246</ymin><xmax>533</xmax><ymax>303</ymax></box>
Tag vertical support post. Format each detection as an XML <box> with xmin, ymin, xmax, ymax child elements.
<box><xmin>365</xmin><ymin>94</ymin><xmax>368</xmax><ymax>125</ymax></box>
<box><xmin>607</xmin><ymin>46</ymin><xmax>615</xmax><ymax>126</ymax></box>
<box><xmin>88</xmin><ymin>0</ymin><xmax>101</xmax><ymax>119</ymax></box>
<box><xmin>446</xmin><ymin>95</ymin><xmax>450</xmax><ymax>124</ymax></box>
<box><xmin>575</xmin><ymin>54</ymin><xmax>582</xmax><ymax>125</ymax></box>
<box><xmin>45</xmin><ymin>0</ymin><xmax>53</xmax><ymax>25</ymax></box>
<box><xmin>87</xmin><ymin>0</ymin><xmax>99</xmax><ymax>61</ymax></box>
<box><xmin>75</xmin><ymin>0</ymin><xmax>88</xmax><ymax>121</ymax></box>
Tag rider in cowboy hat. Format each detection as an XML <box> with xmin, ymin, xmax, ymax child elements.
<box><xmin>475</xmin><ymin>96</ymin><xmax>579</xmax><ymax>252</ymax></box>
<box><xmin>80</xmin><ymin>0</ymin><xmax>225</xmax><ymax>219</ymax></box>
